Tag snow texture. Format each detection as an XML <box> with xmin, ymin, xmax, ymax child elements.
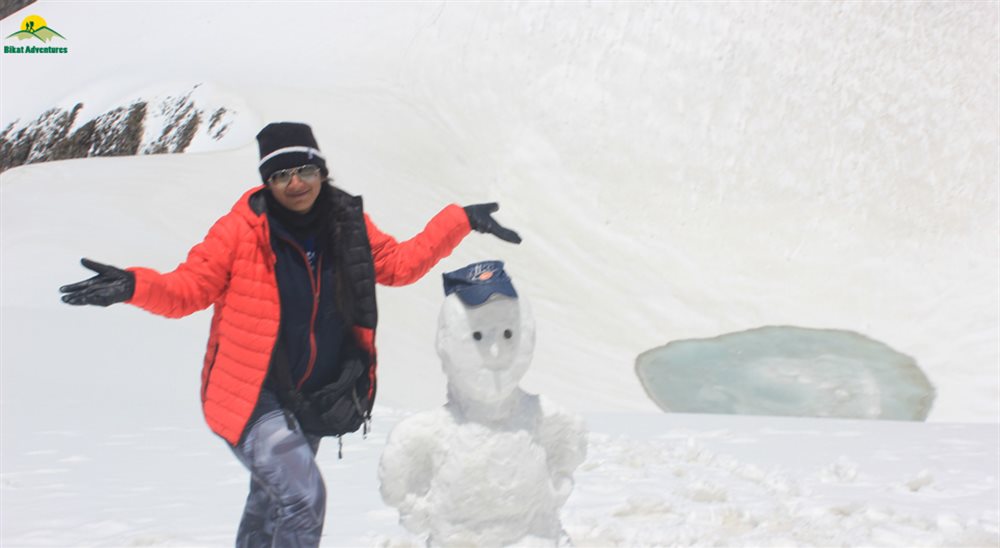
<box><xmin>379</xmin><ymin>293</ymin><xmax>587</xmax><ymax>547</ymax></box>
<box><xmin>1</xmin><ymin>2</ymin><xmax>995</xmax><ymax>421</ymax></box>
<box><xmin>1</xmin><ymin>2</ymin><xmax>997</xmax><ymax>546</ymax></box>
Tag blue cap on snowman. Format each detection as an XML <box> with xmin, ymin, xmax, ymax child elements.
<box><xmin>442</xmin><ymin>261</ymin><xmax>518</xmax><ymax>306</ymax></box>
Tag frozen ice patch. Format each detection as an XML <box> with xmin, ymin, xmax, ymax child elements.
<box><xmin>636</xmin><ymin>326</ymin><xmax>935</xmax><ymax>420</ymax></box>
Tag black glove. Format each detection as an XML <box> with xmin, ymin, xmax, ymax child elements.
<box><xmin>463</xmin><ymin>203</ymin><xmax>522</xmax><ymax>244</ymax></box>
<box><xmin>59</xmin><ymin>258</ymin><xmax>135</xmax><ymax>307</ymax></box>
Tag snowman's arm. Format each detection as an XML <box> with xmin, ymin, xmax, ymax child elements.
<box><xmin>365</xmin><ymin>207</ymin><xmax>471</xmax><ymax>287</ymax></box>
<box><xmin>538</xmin><ymin>399</ymin><xmax>588</xmax><ymax>477</ymax></box>
<box><xmin>378</xmin><ymin>417</ymin><xmax>440</xmax><ymax>509</ymax></box>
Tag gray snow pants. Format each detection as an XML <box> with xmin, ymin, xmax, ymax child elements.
<box><xmin>231</xmin><ymin>389</ymin><xmax>325</xmax><ymax>548</ymax></box>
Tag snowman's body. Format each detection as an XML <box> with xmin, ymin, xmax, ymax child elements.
<box><xmin>379</xmin><ymin>282</ymin><xmax>587</xmax><ymax>547</ymax></box>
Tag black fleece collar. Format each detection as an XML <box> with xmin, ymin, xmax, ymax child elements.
<box><xmin>263</xmin><ymin>182</ymin><xmax>334</xmax><ymax>242</ymax></box>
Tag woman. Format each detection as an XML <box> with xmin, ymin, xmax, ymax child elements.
<box><xmin>59</xmin><ymin>122</ymin><xmax>521</xmax><ymax>547</ymax></box>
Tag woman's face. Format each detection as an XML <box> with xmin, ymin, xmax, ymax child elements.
<box><xmin>268</xmin><ymin>165</ymin><xmax>323</xmax><ymax>213</ymax></box>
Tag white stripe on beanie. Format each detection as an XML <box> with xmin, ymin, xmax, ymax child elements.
<box><xmin>258</xmin><ymin>146</ymin><xmax>326</xmax><ymax>167</ymax></box>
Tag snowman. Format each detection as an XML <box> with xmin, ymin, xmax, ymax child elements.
<box><xmin>379</xmin><ymin>261</ymin><xmax>587</xmax><ymax>547</ymax></box>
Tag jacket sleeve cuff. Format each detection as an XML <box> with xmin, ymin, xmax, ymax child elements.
<box><xmin>443</xmin><ymin>203</ymin><xmax>473</xmax><ymax>240</ymax></box>
<box><xmin>125</xmin><ymin>267</ymin><xmax>158</xmax><ymax>310</ymax></box>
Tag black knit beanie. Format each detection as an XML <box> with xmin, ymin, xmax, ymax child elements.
<box><xmin>255</xmin><ymin>122</ymin><xmax>329</xmax><ymax>184</ymax></box>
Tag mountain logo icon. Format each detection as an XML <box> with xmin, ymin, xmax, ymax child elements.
<box><xmin>5</xmin><ymin>15</ymin><xmax>66</xmax><ymax>43</ymax></box>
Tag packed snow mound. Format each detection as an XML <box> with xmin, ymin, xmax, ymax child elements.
<box><xmin>636</xmin><ymin>326</ymin><xmax>936</xmax><ymax>420</ymax></box>
<box><xmin>380</xmin><ymin>400</ymin><xmax>587</xmax><ymax>547</ymax></box>
<box><xmin>0</xmin><ymin>81</ymin><xmax>259</xmax><ymax>172</ymax></box>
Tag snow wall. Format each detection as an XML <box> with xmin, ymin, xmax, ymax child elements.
<box><xmin>1</xmin><ymin>2</ymin><xmax>997</xmax><ymax>422</ymax></box>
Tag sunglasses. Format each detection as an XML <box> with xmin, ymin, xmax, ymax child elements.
<box><xmin>268</xmin><ymin>164</ymin><xmax>322</xmax><ymax>187</ymax></box>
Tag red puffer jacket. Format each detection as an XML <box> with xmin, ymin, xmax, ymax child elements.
<box><xmin>126</xmin><ymin>186</ymin><xmax>471</xmax><ymax>444</ymax></box>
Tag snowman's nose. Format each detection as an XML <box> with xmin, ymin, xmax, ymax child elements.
<box><xmin>489</xmin><ymin>342</ymin><xmax>500</xmax><ymax>358</ymax></box>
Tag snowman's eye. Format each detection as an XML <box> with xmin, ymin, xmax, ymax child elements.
<box><xmin>504</xmin><ymin>329</ymin><xmax>513</xmax><ymax>339</ymax></box>
<box><xmin>473</xmin><ymin>331</ymin><xmax>483</xmax><ymax>341</ymax></box>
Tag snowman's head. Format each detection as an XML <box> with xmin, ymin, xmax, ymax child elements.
<box><xmin>436</xmin><ymin>262</ymin><xmax>535</xmax><ymax>404</ymax></box>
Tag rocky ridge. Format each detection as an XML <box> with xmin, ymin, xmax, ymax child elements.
<box><xmin>1</xmin><ymin>84</ymin><xmax>237</xmax><ymax>173</ymax></box>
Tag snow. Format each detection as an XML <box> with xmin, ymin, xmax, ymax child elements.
<box><xmin>3</xmin><ymin>78</ymin><xmax>259</xmax><ymax>156</ymax></box>
<box><xmin>4</xmin><ymin>406</ymin><xmax>997</xmax><ymax>546</ymax></box>
<box><xmin>129</xmin><ymin>81</ymin><xmax>259</xmax><ymax>154</ymax></box>
<box><xmin>2</xmin><ymin>2</ymin><xmax>998</xmax><ymax>546</ymax></box>
<box><xmin>566</xmin><ymin>415</ymin><xmax>998</xmax><ymax>547</ymax></box>
<box><xmin>379</xmin><ymin>291</ymin><xmax>587</xmax><ymax>546</ymax></box>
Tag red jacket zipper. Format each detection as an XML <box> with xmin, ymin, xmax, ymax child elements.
<box><xmin>277</xmin><ymin>235</ymin><xmax>322</xmax><ymax>390</ymax></box>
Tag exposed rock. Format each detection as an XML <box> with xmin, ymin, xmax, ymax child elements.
<box><xmin>143</xmin><ymin>88</ymin><xmax>202</xmax><ymax>155</ymax></box>
<box><xmin>208</xmin><ymin>108</ymin><xmax>230</xmax><ymax>140</ymax></box>
<box><xmin>83</xmin><ymin>102</ymin><xmax>147</xmax><ymax>157</ymax></box>
<box><xmin>0</xmin><ymin>84</ymin><xmax>239</xmax><ymax>173</ymax></box>
<box><xmin>1</xmin><ymin>0</ymin><xmax>38</xmax><ymax>21</ymax></box>
<box><xmin>1</xmin><ymin>104</ymin><xmax>83</xmax><ymax>171</ymax></box>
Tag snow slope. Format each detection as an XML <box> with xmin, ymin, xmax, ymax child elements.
<box><xmin>2</xmin><ymin>2</ymin><xmax>998</xmax><ymax>546</ymax></box>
